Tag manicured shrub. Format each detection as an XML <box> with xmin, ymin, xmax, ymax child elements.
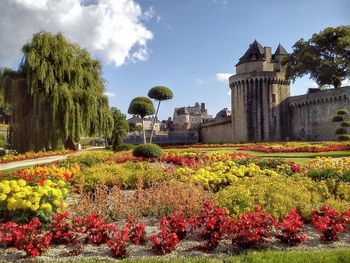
<box><xmin>335</xmin><ymin>128</ymin><xmax>348</xmax><ymax>135</ymax></box>
<box><xmin>337</xmin><ymin>109</ymin><xmax>349</xmax><ymax>115</ymax></box>
<box><xmin>311</xmin><ymin>206</ymin><xmax>344</xmax><ymax>241</ymax></box>
<box><xmin>275</xmin><ymin>208</ymin><xmax>307</xmax><ymax>246</ymax></box>
<box><xmin>230</xmin><ymin>206</ymin><xmax>275</xmax><ymax>248</ymax></box>
<box><xmin>132</xmin><ymin>143</ymin><xmax>163</xmax><ymax>158</ymax></box>
<box><xmin>339</xmin><ymin>134</ymin><xmax>350</xmax><ymax>141</ymax></box>
<box><xmin>332</xmin><ymin>115</ymin><xmax>344</xmax><ymax>122</ymax></box>
<box><xmin>341</xmin><ymin>121</ymin><xmax>350</xmax><ymax>127</ymax></box>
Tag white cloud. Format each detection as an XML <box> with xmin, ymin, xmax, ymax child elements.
<box><xmin>227</xmin><ymin>89</ymin><xmax>231</xmax><ymax>96</ymax></box>
<box><xmin>104</xmin><ymin>91</ymin><xmax>116</xmax><ymax>97</ymax></box>
<box><xmin>0</xmin><ymin>0</ymin><xmax>154</xmax><ymax>68</ymax></box>
<box><xmin>216</xmin><ymin>73</ymin><xmax>232</xmax><ymax>84</ymax></box>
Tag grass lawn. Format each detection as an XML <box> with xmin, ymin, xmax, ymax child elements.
<box><xmin>34</xmin><ymin>248</ymin><xmax>350</xmax><ymax>263</ymax></box>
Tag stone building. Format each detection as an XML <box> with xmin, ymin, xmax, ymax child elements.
<box><xmin>173</xmin><ymin>102</ymin><xmax>212</xmax><ymax>130</ymax></box>
<box><xmin>200</xmin><ymin>40</ymin><xmax>350</xmax><ymax>143</ymax></box>
<box><xmin>127</xmin><ymin>115</ymin><xmax>160</xmax><ymax>133</ymax></box>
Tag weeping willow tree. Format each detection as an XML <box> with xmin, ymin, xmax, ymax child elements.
<box><xmin>1</xmin><ymin>32</ymin><xmax>113</xmax><ymax>152</ymax></box>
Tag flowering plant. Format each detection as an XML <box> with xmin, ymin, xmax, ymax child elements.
<box><xmin>275</xmin><ymin>208</ymin><xmax>307</xmax><ymax>245</ymax></box>
<box><xmin>230</xmin><ymin>206</ymin><xmax>275</xmax><ymax>248</ymax></box>
<box><xmin>311</xmin><ymin>205</ymin><xmax>345</xmax><ymax>241</ymax></box>
<box><xmin>189</xmin><ymin>202</ymin><xmax>231</xmax><ymax>250</ymax></box>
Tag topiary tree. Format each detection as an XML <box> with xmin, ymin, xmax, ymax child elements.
<box><xmin>128</xmin><ymin>97</ymin><xmax>155</xmax><ymax>144</ymax></box>
<box><xmin>148</xmin><ymin>86</ymin><xmax>173</xmax><ymax>143</ymax></box>
<box><xmin>332</xmin><ymin>109</ymin><xmax>350</xmax><ymax>141</ymax></box>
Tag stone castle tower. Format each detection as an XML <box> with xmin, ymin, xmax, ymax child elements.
<box><xmin>229</xmin><ymin>40</ymin><xmax>290</xmax><ymax>141</ymax></box>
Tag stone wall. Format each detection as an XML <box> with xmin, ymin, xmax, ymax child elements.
<box><xmin>200</xmin><ymin>117</ymin><xmax>233</xmax><ymax>143</ymax></box>
<box><xmin>287</xmin><ymin>87</ymin><xmax>350</xmax><ymax>140</ymax></box>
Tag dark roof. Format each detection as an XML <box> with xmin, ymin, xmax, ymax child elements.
<box><xmin>236</xmin><ymin>40</ymin><xmax>265</xmax><ymax>65</ymax></box>
<box><xmin>215</xmin><ymin>108</ymin><xmax>231</xmax><ymax>118</ymax></box>
<box><xmin>274</xmin><ymin>43</ymin><xmax>288</xmax><ymax>56</ymax></box>
<box><xmin>176</xmin><ymin>107</ymin><xmax>190</xmax><ymax>115</ymax></box>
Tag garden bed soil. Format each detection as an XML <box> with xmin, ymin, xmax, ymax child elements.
<box><xmin>1</xmin><ymin>222</ymin><xmax>350</xmax><ymax>262</ymax></box>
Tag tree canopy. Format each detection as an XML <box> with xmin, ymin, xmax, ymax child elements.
<box><xmin>1</xmin><ymin>31</ymin><xmax>113</xmax><ymax>152</ymax></box>
<box><xmin>283</xmin><ymin>26</ymin><xmax>350</xmax><ymax>88</ymax></box>
<box><xmin>111</xmin><ymin>107</ymin><xmax>129</xmax><ymax>151</ymax></box>
<box><xmin>147</xmin><ymin>86</ymin><xmax>173</xmax><ymax>143</ymax></box>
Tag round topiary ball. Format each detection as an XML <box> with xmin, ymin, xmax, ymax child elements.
<box><xmin>332</xmin><ymin>115</ymin><xmax>344</xmax><ymax>122</ymax></box>
<box><xmin>335</xmin><ymin>128</ymin><xmax>348</xmax><ymax>135</ymax></box>
<box><xmin>338</xmin><ymin>134</ymin><xmax>350</xmax><ymax>141</ymax></box>
<box><xmin>337</xmin><ymin>109</ymin><xmax>349</xmax><ymax>115</ymax></box>
<box><xmin>341</xmin><ymin>121</ymin><xmax>350</xmax><ymax>127</ymax></box>
<box><xmin>132</xmin><ymin>143</ymin><xmax>163</xmax><ymax>158</ymax></box>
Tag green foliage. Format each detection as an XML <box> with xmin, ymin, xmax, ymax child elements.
<box><xmin>148</xmin><ymin>86</ymin><xmax>174</xmax><ymax>101</ymax></box>
<box><xmin>128</xmin><ymin>97</ymin><xmax>155</xmax><ymax>118</ymax></box>
<box><xmin>332</xmin><ymin>115</ymin><xmax>344</xmax><ymax>122</ymax></box>
<box><xmin>62</xmin><ymin>151</ymin><xmax>113</xmax><ymax>168</ymax></box>
<box><xmin>132</xmin><ymin>143</ymin><xmax>163</xmax><ymax>158</ymax></box>
<box><xmin>0</xmin><ymin>135</ymin><xmax>4</xmax><ymax>148</ymax></box>
<box><xmin>215</xmin><ymin>173</ymin><xmax>349</xmax><ymax>220</ymax></box>
<box><xmin>337</xmin><ymin>109</ymin><xmax>349</xmax><ymax>115</ymax></box>
<box><xmin>341</xmin><ymin>121</ymin><xmax>350</xmax><ymax>127</ymax></box>
<box><xmin>78</xmin><ymin>162</ymin><xmax>168</xmax><ymax>189</ymax></box>
<box><xmin>283</xmin><ymin>26</ymin><xmax>350</xmax><ymax>88</ymax></box>
<box><xmin>113</xmin><ymin>143</ymin><xmax>135</xmax><ymax>152</ymax></box>
<box><xmin>1</xmin><ymin>32</ymin><xmax>113</xmax><ymax>152</ymax></box>
<box><xmin>335</xmin><ymin>128</ymin><xmax>348</xmax><ymax>135</ymax></box>
<box><xmin>339</xmin><ymin>134</ymin><xmax>350</xmax><ymax>141</ymax></box>
<box><xmin>111</xmin><ymin>107</ymin><xmax>129</xmax><ymax>152</ymax></box>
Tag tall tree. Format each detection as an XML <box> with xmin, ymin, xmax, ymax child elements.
<box><xmin>1</xmin><ymin>32</ymin><xmax>113</xmax><ymax>152</ymax></box>
<box><xmin>111</xmin><ymin>107</ymin><xmax>129</xmax><ymax>151</ymax></box>
<box><xmin>128</xmin><ymin>97</ymin><xmax>155</xmax><ymax>144</ymax></box>
<box><xmin>283</xmin><ymin>26</ymin><xmax>350</xmax><ymax>88</ymax></box>
<box><xmin>148</xmin><ymin>86</ymin><xmax>173</xmax><ymax>143</ymax></box>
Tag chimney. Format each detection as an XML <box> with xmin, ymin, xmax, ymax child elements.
<box><xmin>201</xmin><ymin>103</ymin><xmax>205</xmax><ymax>112</ymax></box>
<box><xmin>264</xmin><ymin>46</ymin><xmax>272</xmax><ymax>61</ymax></box>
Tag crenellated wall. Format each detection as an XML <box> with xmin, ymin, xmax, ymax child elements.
<box><xmin>287</xmin><ymin>87</ymin><xmax>350</xmax><ymax>140</ymax></box>
<box><xmin>199</xmin><ymin>117</ymin><xmax>232</xmax><ymax>143</ymax></box>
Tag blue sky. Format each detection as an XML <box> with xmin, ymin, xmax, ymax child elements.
<box><xmin>103</xmin><ymin>0</ymin><xmax>349</xmax><ymax>120</ymax></box>
<box><xmin>0</xmin><ymin>0</ymin><xmax>349</xmax><ymax>120</ymax></box>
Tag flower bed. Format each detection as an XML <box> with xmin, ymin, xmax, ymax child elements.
<box><xmin>1</xmin><ymin>204</ymin><xmax>350</xmax><ymax>258</ymax></box>
<box><xmin>0</xmin><ymin>150</ymin><xmax>73</xmax><ymax>164</ymax></box>
<box><xmin>238</xmin><ymin>142</ymin><xmax>350</xmax><ymax>153</ymax></box>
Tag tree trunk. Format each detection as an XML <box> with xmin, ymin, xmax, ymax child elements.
<box><xmin>142</xmin><ymin>118</ymin><xmax>146</xmax><ymax>144</ymax></box>
<box><xmin>150</xmin><ymin>101</ymin><xmax>161</xmax><ymax>143</ymax></box>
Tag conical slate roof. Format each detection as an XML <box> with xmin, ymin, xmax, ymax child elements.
<box><xmin>274</xmin><ymin>43</ymin><xmax>288</xmax><ymax>55</ymax></box>
<box><xmin>236</xmin><ymin>40</ymin><xmax>265</xmax><ymax>65</ymax></box>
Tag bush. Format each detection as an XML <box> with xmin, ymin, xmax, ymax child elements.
<box><xmin>113</xmin><ymin>144</ymin><xmax>135</xmax><ymax>152</ymax></box>
<box><xmin>63</xmin><ymin>151</ymin><xmax>113</xmax><ymax>167</ymax></box>
<box><xmin>339</xmin><ymin>134</ymin><xmax>350</xmax><ymax>141</ymax></box>
<box><xmin>335</xmin><ymin>128</ymin><xmax>347</xmax><ymax>135</ymax></box>
<box><xmin>78</xmin><ymin>162</ymin><xmax>168</xmax><ymax>190</ymax></box>
<box><xmin>214</xmin><ymin>173</ymin><xmax>346</xmax><ymax>221</ymax></box>
<box><xmin>341</xmin><ymin>121</ymin><xmax>350</xmax><ymax>127</ymax></box>
<box><xmin>332</xmin><ymin>115</ymin><xmax>344</xmax><ymax>122</ymax></box>
<box><xmin>311</xmin><ymin>206</ymin><xmax>344</xmax><ymax>241</ymax></box>
<box><xmin>336</xmin><ymin>109</ymin><xmax>349</xmax><ymax>115</ymax></box>
<box><xmin>0</xmin><ymin>135</ymin><xmax>5</xmax><ymax>148</ymax></box>
<box><xmin>132</xmin><ymin>143</ymin><xmax>163</xmax><ymax>158</ymax></box>
<box><xmin>230</xmin><ymin>206</ymin><xmax>275</xmax><ymax>248</ymax></box>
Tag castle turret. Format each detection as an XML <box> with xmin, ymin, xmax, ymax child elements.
<box><xmin>229</xmin><ymin>40</ymin><xmax>290</xmax><ymax>141</ymax></box>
